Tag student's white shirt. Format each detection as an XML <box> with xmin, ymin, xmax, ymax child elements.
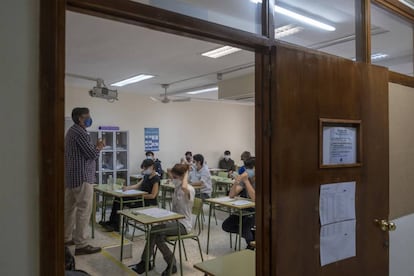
<box><xmin>172</xmin><ymin>184</ymin><xmax>195</xmax><ymax>233</ymax></box>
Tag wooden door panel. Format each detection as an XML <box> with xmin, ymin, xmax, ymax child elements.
<box><xmin>271</xmin><ymin>45</ymin><xmax>389</xmax><ymax>276</ymax></box>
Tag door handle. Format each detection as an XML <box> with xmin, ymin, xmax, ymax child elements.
<box><xmin>374</xmin><ymin>219</ymin><xmax>397</xmax><ymax>232</ymax></box>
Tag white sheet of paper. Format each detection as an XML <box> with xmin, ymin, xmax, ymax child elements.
<box><xmin>320</xmin><ymin>220</ymin><xmax>356</xmax><ymax>266</ymax></box>
<box><xmin>214</xmin><ymin>196</ymin><xmax>234</xmax><ymax>202</ymax></box>
<box><xmin>231</xmin><ymin>200</ymin><xmax>252</xmax><ymax>206</ymax></box>
<box><xmin>133</xmin><ymin>207</ymin><xmax>176</xmax><ymax>218</ymax></box>
<box><xmin>323</xmin><ymin>126</ymin><xmax>357</xmax><ymax>165</ymax></box>
<box><xmin>319</xmin><ymin>181</ymin><xmax>356</xmax><ymax>226</ymax></box>
<box><xmin>115</xmin><ymin>189</ymin><xmax>145</xmax><ymax>195</ymax></box>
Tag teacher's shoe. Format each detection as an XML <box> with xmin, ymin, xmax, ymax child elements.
<box><xmin>75</xmin><ymin>245</ymin><xmax>101</xmax><ymax>255</ymax></box>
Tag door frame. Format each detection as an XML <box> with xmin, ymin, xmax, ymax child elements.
<box><xmin>39</xmin><ymin>0</ymin><xmax>414</xmax><ymax>275</ymax></box>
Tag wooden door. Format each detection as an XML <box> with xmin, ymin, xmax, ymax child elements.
<box><xmin>268</xmin><ymin>44</ymin><xmax>389</xmax><ymax>276</ymax></box>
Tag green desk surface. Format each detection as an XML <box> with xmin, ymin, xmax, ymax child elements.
<box><xmin>194</xmin><ymin>250</ymin><xmax>255</xmax><ymax>276</ymax></box>
<box><xmin>211</xmin><ymin>176</ymin><xmax>234</xmax><ymax>184</ymax></box>
<box><xmin>118</xmin><ymin>207</ymin><xmax>184</xmax><ymax>225</ymax></box>
<box><xmin>94</xmin><ymin>184</ymin><xmax>148</xmax><ymax>198</ymax></box>
<box><xmin>205</xmin><ymin>197</ymin><xmax>255</xmax><ymax>209</ymax></box>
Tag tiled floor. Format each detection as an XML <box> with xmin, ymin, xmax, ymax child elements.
<box><xmin>67</xmin><ymin>205</ymin><xmax>254</xmax><ymax>275</ymax></box>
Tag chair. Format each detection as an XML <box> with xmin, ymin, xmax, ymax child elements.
<box><xmin>164</xmin><ymin>198</ymin><xmax>204</xmax><ymax>262</ymax></box>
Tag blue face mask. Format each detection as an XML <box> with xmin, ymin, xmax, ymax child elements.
<box><xmin>84</xmin><ymin>117</ymin><xmax>93</xmax><ymax>128</ymax></box>
<box><xmin>246</xmin><ymin>169</ymin><xmax>255</xmax><ymax>179</ymax></box>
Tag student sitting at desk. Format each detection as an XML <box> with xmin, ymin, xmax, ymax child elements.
<box><xmin>104</xmin><ymin>159</ymin><xmax>160</xmax><ymax>232</ymax></box>
<box><xmin>141</xmin><ymin>151</ymin><xmax>163</xmax><ymax>176</ymax></box>
<box><xmin>133</xmin><ymin>164</ymin><xmax>195</xmax><ymax>275</ymax></box>
<box><xmin>237</xmin><ymin>151</ymin><xmax>252</xmax><ymax>175</ymax></box>
<box><xmin>222</xmin><ymin>157</ymin><xmax>256</xmax><ymax>249</ymax></box>
<box><xmin>189</xmin><ymin>154</ymin><xmax>212</xmax><ymax>199</ymax></box>
<box><xmin>219</xmin><ymin>150</ymin><xmax>236</xmax><ymax>172</ymax></box>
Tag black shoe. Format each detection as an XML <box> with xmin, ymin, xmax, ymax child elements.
<box><xmin>132</xmin><ymin>261</ymin><xmax>152</xmax><ymax>274</ymax></box>
<box><xmin>75</xmin><ymin>245</ymin><xmax>101</xmax><ymax>255</ymax></box>
<box><xmin>161</xmin><ymin>265</ymin><xmax>177</xmax><ymax>276</ymax></box>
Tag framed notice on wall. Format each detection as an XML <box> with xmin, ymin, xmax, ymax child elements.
<box><xmin>144</xmin><ymin>127</ymin><xmax>159</xmax><ymax>152</ymax></box>
<box><xmin>319</xmin><ymin>119</ymin><xmax>362</xmax><ymax>168</ymax></box>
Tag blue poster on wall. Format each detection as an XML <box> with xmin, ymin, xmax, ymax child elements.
<box><xmin>144</xmin><ymin>128</ymin><xmax>159</xmax><ymax>151</ymax></box>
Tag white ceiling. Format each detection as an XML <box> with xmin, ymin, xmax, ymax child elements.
<box><xmin>66</xmin><ymin>0</ymin><xmax>414</xmax><ymax>100</ymax></box>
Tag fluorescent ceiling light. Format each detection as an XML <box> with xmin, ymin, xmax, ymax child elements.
<box><xmin>201</xmin><ymin>46</ymin><xmax>241</xmax><ymax>58</ymax></box>
<box><xmin>399</xmin><ymin>0</ymin><xmax>414</xmax><ymax>10</ymax></box>
<box><xmin>351</xmin><ymin>53</ymin><xmax>388</xmax><ymax>61</ymax></box>
<box><xmin>186</xmin><ymin>87</ymin><xmax>218</xmax><ymax>95</ymax></box>
<box><xmin>275</xmin><ymin>24</ymin><xmax>304</xmax><ymax>39</ymax></box>
<box><xmin>250</xmin><ymin>0</ymin><xmax>335</xmax><ymax>31</ymax></box>
<box><xmin>110</xmin><ymin>74</ymin><xmax>154</xmax><ymax>87</ymax></box>
<box><xmin>371</xmin><ymin>53</ymin><xmax>388</xmax><ymax>60</ymax></box>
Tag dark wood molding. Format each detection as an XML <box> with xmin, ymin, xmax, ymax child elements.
<box><xmin>372</xmin><ymin>0</ymin><xmax>414</xmax><ymax>23</ymax></box>
<box><xmin>66</xmin><ymin>0</ymin><xmax>270</xmax><ymax>51</ymax></box>
<box><xmin>39</xmin><ymin>0</ymin><xmax>66</xmax><ymax>275</ymax></box>
<box><xmin>262</xmin><ymin>0</ymin><xmax>275</xmax><ymax>39</ymax></box>
<box><xmin>255</xmin><ymin>48</ymin><xmax>272</xmax><ymax>276</ymax></box>
<box><xmin>356</xmin><ymin>0</ymin><xmax>371</xmax><ymax>63</ymax></box>
<box><xmin>389</xmin><ymin>71</ymin><xmax>414</xmax><ymax>87</ymax></box>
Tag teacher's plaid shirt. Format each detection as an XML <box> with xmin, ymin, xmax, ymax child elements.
<box><xmin>65</xmin><ymin>124</ymin><xmax>100</xmax><ymax>189</ymax></box>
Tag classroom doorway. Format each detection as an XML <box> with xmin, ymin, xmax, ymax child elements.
<box><xmin>65</xmin><ymin>10</ymin><xmax>257</xmax><ymax>275</ymax></box>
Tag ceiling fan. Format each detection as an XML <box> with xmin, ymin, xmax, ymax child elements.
<box><xmin>150</xmin><ymin>84</ymin><xmax>191</xmax><ymax>103</ymax></box>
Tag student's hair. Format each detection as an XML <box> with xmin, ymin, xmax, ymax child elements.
<box><xmin>171</xmin><ymin>164</ymin><xmax>190</xmax><ymax>177</ymax></box>
<box><xmin>224</xmin><ymin>150</ymin><xmax>231</xmax><ymax>155</ymax></box>
<box><xmin>185</xmin><ymin>151</ymin><xmax>192</xmax><ymax>156</ymax></box>
<box><xmin>145</xmin><ymin>151</ymin><xmax>154</xmax><ymax>156</ymax></box>
<box><xmin>141</xmin><ymin>159</ymin><xmax>154</xmax><ymax>169</ymax></box>
<box><xmin>193</xmin><ymin>154</ymin><xmax>204</xmax><ymax>165</ymax></box>
<box><xmin>71</xmin><ymin>107</ymin><xmax>89</xmax><ymax>124</ymax></box>
<box><xmin>241</xmin><ymin>151</ymin><xmax>251</xmax><ymax>161</ymax></box>
<box><xmin>244</xmin><ymin>157</ymin><xmax>255</xmax><ymax>169</ymax></box>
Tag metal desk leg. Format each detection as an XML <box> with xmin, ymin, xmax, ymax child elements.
<box><xmin>120</xmin><ymin>215</ymin><xmax>125</xmax><ymax>261</ymax></box>
<box><xmin>178</xmin><ymin>221</ymin><xmax>183</xmax><ymax>276</ymax></box>
<box><xmin>238</xmin><ymin>210</ymin><xmax>243</xmax><ymax>251</ymax></box>
<box><xmin>119</xmin><ymin>198</ymin><xmax>124</xmax><ymax>233</ymax></box>
<box><xmin>206</xmin><ymin>202</ymin><xmax>213</xmax><ymax>254</ymax></box>
<box><xmin>145</xmin><ymin>225</ymin><xmax>151</xmax><ymax>276</ymax></box>
<box><xmin>92</xmin><ymin>190</ymin><xmax>96</xmax><ymax>238</ymax></box>
<box><xmin>102</xmin><ymin>195</ymin><xmax>107</xmax><ymax>221</ymax></box>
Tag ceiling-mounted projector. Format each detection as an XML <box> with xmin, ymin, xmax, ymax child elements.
<box><xmin>89</xmin><ymin>86</ymin><xmax>118</xmax><ymax>101</ymax></box>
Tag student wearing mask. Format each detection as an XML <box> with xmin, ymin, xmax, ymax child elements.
<box><xmin>141</xmin><ymin>151</ymin><xmax>163</xmax><ymax>176</ymax></box>
<box><xmin>133</xmin><ymin>164</ymin><xmax>195</xmax><ymax>275</ymax></box>
<box><xmin>237</xmin><ymin>151</ymin><xmax>252</xmax><ymax>175</ymax></box>
<box><xmin>180</xmin><ymin>151</ymin><xmax>193</xmax><ymax>165</ymax></box>
<box><xmin>105</xmin><ymin>159</ymin><xmax>160</xmax><ymax>232</ymax></box>
<box><xmin>189</xmin><ymin>154</ymin><xmax>212</xmax><ymax>199</ymax></box>
<box><xmin>218</xmin><ymin>150</ymin><xmax>236</xmax><ymax>172</ymax></box>
<box><xmin>222</xmin><ymin>157</ymin><xmax>256</xmax><ymax>248</ymax></box>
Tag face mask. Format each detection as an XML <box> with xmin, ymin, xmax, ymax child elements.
<box><xmin>246</xmin><ymin>169</ymin><xmax>255</xmax><ymax>179</ymax></box>
<box><xmin>172</xmin><ymin>179</ymin><xmax>182</xmax><ymax>187</ymax></box>
<box><xmin>224</xmin><ymin>155</ymin><xmax>230</xmax><ymax>160</ymax></box>
<box><xmin>143</xmin><ymin>169</ymin><xmax>152</xmax><ymax>175</ymax></box>
<box><xmin>84</xmin><ymin>117</ymin><xmax>93</xmax><ymax>128</ymax></box>
<box><xmin>146</xmin><ymin>156</ymin><xmax>153</xmax><ymax>160</ymax></box>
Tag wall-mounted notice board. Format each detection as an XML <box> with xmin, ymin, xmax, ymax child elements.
<box><xmin>319</xmin><ymin>118</ymin><xmax>362</xmax><ymax>168</ymax></box>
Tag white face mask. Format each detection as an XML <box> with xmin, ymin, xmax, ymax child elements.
<box><xmin>172</xmin><ymin>179</ymin><xmax>182</xmax><ymax>187</ymax></box>
<box><xmin>224</xmin><ymin>155</ymin><xmax>230</xmax><ymax>160</ymax></box>
<box><xmin>143</xmin><ymin>168</ymin><xmax>152</xmax><ymax>175</ymax></box>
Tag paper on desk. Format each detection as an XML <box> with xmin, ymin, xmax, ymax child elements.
<box><xmin>320</xmin><ymin>220</ymin><xmax>356</xmax><ymax>266</ymax></box>
<box><xmin>134</xmin><ymin>207</ymin><xmax>176</xmax><ymax>218</ymax></box>
<box><xmin>319</xmin><ymin>181</ymin><xmax>355</xmax><ymax>226</ymax></box>
<box><xmin>115</xmin><ymin>189</ymin><xmax>145</xmax><ymax>195</ymax></box>
<box><xmin>231</xmin><ymin>199</ymin><xmax>252</xmax><ymax>206</ymax></box>
<box><xmin>214</xmin><ymin>196</ymin><xmax>234</xmax><ymax>202</ymax></box>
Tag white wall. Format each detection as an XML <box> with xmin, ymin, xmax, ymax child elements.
<box><xmin>65</xmin><ymin>86</ymin><xmax>255</xmax><ymax>173</ymax></box>
<box><xmin>390</xmin><ymin>213</ymin><xmax>414</xmax><ymax>276</ymax></box>
<box><xmin>389</xmin><ymin>83</ymin><xmax>414</xmax><ymax>276</ymax></box>
<box><xmin>0</xmin><ymin>1</ymin><xmax>39</xmax><ymax>275</ymax></box>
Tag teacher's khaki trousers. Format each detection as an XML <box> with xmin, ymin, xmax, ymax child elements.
<box><xmin>64</xmin><ymin>182</ymin><xmax>93</xmax><ymax>249</ymax></box>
